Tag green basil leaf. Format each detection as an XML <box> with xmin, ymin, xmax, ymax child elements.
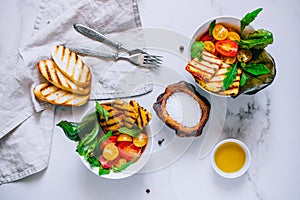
<box><xmin>191</xmin><ymin>41</ymin><xmax>204</xmax><ymax>58</ymax></box>
<box><xmin>209</xmin><ymin>20</ymin><xmax>216</xmax><ymax>36</ymax></box>
<box><xmin>243</xmin><ymin>63</ymin><xmax>270</xmax><ymax>76</ymax></box>
<box><xmin>240</xmin><ymin>72</ymin><xmax>247</xmax><ymax>87</ymax></box>
<box><xmin>98</xmin><ymin>165</ymin><xmax>111</xmax><ymax>176</ymax></box>
<box><xmin>241</xmin><ymin>8</ymin><xmax>263</xmax><ymax>31</ymax></box>
<box><xmin>87</xmin><ymin>156</ymin><xmax>101</xmax><ymax>167</ymax></box>
<box><xmin>223</xmin><ymin>62</ymin><xmax>238</xmax><ymax>90</ymax></box>
<box><xmin>96</xmin><ymin>101</ymin><xmax>109</xmax><ymax>121</ymax></box>
<box><xmin>118</xmin><ymin>126</ymin><xmax>140</xmax><ymax>137</ymax></box>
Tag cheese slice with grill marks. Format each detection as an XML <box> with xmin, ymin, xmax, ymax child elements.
<box><xmin>186</xmin><ymin>51</ymin><xmax>242</xmax><ymax>96</ymax></box>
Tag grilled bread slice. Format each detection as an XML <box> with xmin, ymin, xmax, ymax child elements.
<box><xmin>37</xmin><ymin>60</ymin><xmax>90</xmax><ymax>95</ymax></box>
<box><xmin>99</xmin><ymin>104</ymin><xmax>125</xmax><ymax>132</ymax></box>
<box><xmin>129</xmin><ymin>100</ymin><xmax>152</xmax><ymax>130</ymax></box>
<box><xmin>112</xmin><ymin>99</ymin><xmax>137</xmax><ymax>128</ymax></box>
<box><xmin>34</xmin><ymin>83</ymin><xmax>90</xmax><ymax>106</ymax></box>
<box><xmin>52</xmin><ymin>45</ymin><xmax>91</xmax><ymax>88</ymax></box>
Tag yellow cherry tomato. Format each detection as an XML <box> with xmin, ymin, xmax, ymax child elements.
<box><xmin>212</xmin><ymin>24</ymin><xmax>228</xmax><ymax>40</ymax></box>
<box><xmin>227</xmin><ymin>31</ymin><xmax>241</xmax><ymax>42</ymax></box>
<box><xmin>221</xmin><ymin>55</ymin><xmax>237</xmax><ymax>65</ymax></box>
<box><xmin>204</xmin><ymin>41</ymin><xmax>215</xmax><ymax>54</ymax></box>
<box><xmin>103</xmin><ymin>143</ymin><xmax>119</xmax><ymax>161</ymax></box>
<box><xmin>114</xmin><ymin>158</ymin><xmax>127</xmax><ymax>168</ymax></box>
<box><xmin>117</xmin><ymin>134</ymin><xmax>133</xmax><ymax>142</ymax></box>
<box><xmin>237</xmin><ymin>49</ymin><xmax>253</xmax><ymax>63</ymax></box>
<box><xmin>133</xmin><ymin>133</ymin><xmax>148</xmax><ymax>147</ymax></box>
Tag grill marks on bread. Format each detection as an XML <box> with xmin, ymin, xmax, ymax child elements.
<box><xmin>52</xmin><ymin>46</ymin><xmax>91</xmax><ymax>88</ymax></box>
<box><xmin>37</xmin><ymin>60</ymin><xmax>90</xmax><ymax>95</ymax></box>
<box><xmin>34</xmin><ymin>45</ymin><xmax>92</xmax><ymax>106</ymax></box>
<box><xmin>33</xmin><ymin>83</ymin><xmax>90</xmax><ymax>106</ymax></box>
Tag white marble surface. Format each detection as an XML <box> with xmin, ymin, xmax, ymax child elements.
<box><xmin>1</xmin><ymin>0</ymin><xmax>300</xmax><ymax>199</ymax></box>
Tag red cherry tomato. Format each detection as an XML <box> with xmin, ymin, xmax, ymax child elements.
<box><xmin>100</xmin><ymin>135</ymin><xmax>118</xmax><ymax>150</ymax></box>
<box><xmin>200</xmin><ymin>33</ymin><xmax>215</xmax><ymax>42</ymax></box>
<box><xmin>118</xmin><ymin>142</ymin><xmax>140</xmax><ymax>161</ymax></box>
<box><xmin>99</xmin><ymin>155</ymin><xmax>120</xmax><ymax>169</ymax></box>
<box><xmin>215</xmin><ymin>40</ymin><xmax>238</xmax><ymax>57</ymax></box>
<box><xmin>99</xmin><ymin>155</ymin><xmax>113</xmax><ymax>169</ymax></box>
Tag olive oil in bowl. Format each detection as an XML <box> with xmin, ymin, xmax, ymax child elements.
<box><xmin>211</xmin><ymin>139</ymin><xmax>251</xmax><ymax>178</ymax></box>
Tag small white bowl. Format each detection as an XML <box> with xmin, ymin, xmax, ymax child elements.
<box><xmin>211</xmin><ymin>138</ymin><xmax>251</xmax><ymax>179</ymax></box>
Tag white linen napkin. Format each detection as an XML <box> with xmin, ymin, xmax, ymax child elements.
<box><xmin>0</xmin><ymin>0</ymin><xmax>149</xmax><ymax>184</ymax></box>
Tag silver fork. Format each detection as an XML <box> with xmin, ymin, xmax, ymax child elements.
<box><xmin>67</xmin><ymin>46</ymin><xmax>162</xmax><ymax>67</ymax></box>
<box><xmin>73</xmin><ymin>24</ymin><xmax>163</xmax><ymax>64</ymax></box>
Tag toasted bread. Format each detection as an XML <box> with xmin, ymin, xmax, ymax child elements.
<box><xmin>34</xmin><ymin>83</ymin><xmax>89</xmax><ymax>106</ymax></box>
<box><xmin>52</xmin><ymin>45</ymin><xmax>91</xmax><ymax>88</ymax></box>
<box><xmin>37</xmin><ymin>60</ymin><xmax>90</xmax><ymax>95</ymax></box>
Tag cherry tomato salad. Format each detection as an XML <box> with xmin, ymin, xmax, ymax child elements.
<box><xmin>57</xmin><ymin>99</ymin><xmax>151</xmax><ymax>176</ymax></box>
<box><xmin>191</xmin><ymin>8</ymin><xmax>275</xmax><ymax>95</ymax></box>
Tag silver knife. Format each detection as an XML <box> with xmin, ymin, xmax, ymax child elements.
<box><xmin>73</xmin><ymin>24</ymin><xmax>130</xmax><ymax>52</ymax></box>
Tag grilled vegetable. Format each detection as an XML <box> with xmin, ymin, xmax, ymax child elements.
<box><xmin>129</xmin><ymin>100</ymin><xmax>152</xmax><ymax>130</ymax></box>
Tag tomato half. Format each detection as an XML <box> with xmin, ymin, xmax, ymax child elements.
<box><xmin>133</xmin><ymin>133</ymin><xmax>148</xmax><ymax>147</ymax></box>
<box><xmin>200</xmin><ymin>33</ymin><xmax>215</xmax><ymax>42</ymax></box>
<box><xmin>99</xmin><ymin>155</ymin><xmax>119</xmax><ymax>169</ymax></box>
<box><xmin>215</xmin><ymin>40</ymin><xmax>238</xmax><ymax>57</ymax></box>
<box><xmin>100</xmin><ymin>135</ymin><xmax>118</xmax><ymax>150</ymax></box>
<box><xmin>118</xmin><ymin>142</ymin><xmax>140</xmax><ymax>161</ymax></box>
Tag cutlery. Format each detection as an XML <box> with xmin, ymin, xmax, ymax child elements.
<box><xmin>73</xmin><ymin>24</ymin><xmax>163</xmax><ymax>64</ymax></box>
<box><xmin>67</xmin><ymin>46</ymin><xmax>162</xmax><ymax>68</ymax></box>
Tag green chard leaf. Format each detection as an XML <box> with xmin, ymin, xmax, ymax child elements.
<box><xmin>118</xmin><ymin>126</ymin><xmax>140</xmax><ymax>137</ymax></box>
<box><xmin>98</xmin><ymin>165</ymin><xmax>111</xmax><ymax>176</ymax></box>
<box><xmin>238</xmin><ymin>29</ymin><xmax>273</xmax><ymax>49</ymax></box>
<box><xmin>209</xmin><ymin>20</ymin><xmax>216</xmax><ymax>36</ymax></box>
<box><xmin>240</xmin><ymin>72</ymin><xmax>247</xmax><ymax>87</ymax></box>
<box><xmin>243</xmin><ymin>63</ymin><xmax>270</xmax><ymax>76</ymax></box>
<box><xmin>191</xmin><ymin>41</ymin><xmax>204</xmax><ymax>59</ymax></box>
<box><xmin>241</xmin><ymin>8</ymin><xmax>263</xmax><ymax>31</ymax></box>
<box><xmin>96</xmin><ymin>101</ymin><xmax>109</xmax><ymax>121</ymax></box>
<box><xmin>223</xmin><ymin>62</ymin><xmax>238</xmax><ymax>90</ymax></box>
<box><xmin>87</xmin><ymin>156</ymin><xmax>101</xmax><ymax>167</ymax></box>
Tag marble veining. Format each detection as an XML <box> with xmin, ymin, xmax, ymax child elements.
<box><xmin>223</xmin><ymin>91</ymin><xmax>271</xmax><ymax>199</ymax></box>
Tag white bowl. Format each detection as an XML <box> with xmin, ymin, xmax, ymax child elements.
<box><xmin>79</xmin><ymin>102</ymin><xmax>153</xmax><ymax>179</ymax></box>
<box><xmin>188</xmin><ymin>16</ymin><xmax>254</xmax><ymax>97</ymax></box>
<box><xmin>211</xmin><ymin>138</ymin><xmax>251</xmax><ymax>178</ymax></box>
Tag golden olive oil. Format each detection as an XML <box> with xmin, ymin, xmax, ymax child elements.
<box><xmin>214</xmin><ymin>142</ymin><xmax>246</xmax><ymax>173</ymax></box>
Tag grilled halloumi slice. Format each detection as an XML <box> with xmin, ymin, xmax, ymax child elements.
<box><xmin>99</xmin><ymin>105</ymin><xmax>125</xmax><ymax>132</ymax></box>
<box><xmin>37</xmin><ymin>60</ymin><xmax>90</xmax><ymax>95</ymax></box>
<box><xmin>52</xmin><ymin>45</ymin><xmax>91</xmax><ymax>88</ymax></box>
<box><xmin>112</xmin><ymin>99</ymin><xmax>137</xmax><ymax>128</ymax></box>
<box><xmin>185</xmin><ymin>51</ymin><xmax>221</xmax><ymax>81</ymax></box>
<box><xmin>129</xmin><ymin>100</ymin><xmax>152</xmax><ymax>130</ymax></box>
<box><xmin>33</xmin><ymin>83</ymin><xmax>90</xmax><ymax>106</ymax></box>
<box><xmin>186</xmin><ymin>51</ymin><xmax>241</xmax><ymax>96</ymax></box>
